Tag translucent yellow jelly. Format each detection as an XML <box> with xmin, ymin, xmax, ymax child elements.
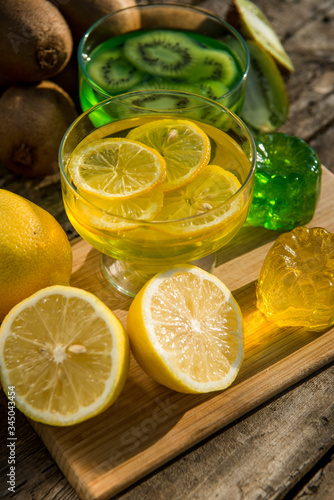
<box><xmin>257</xmin><ymin>226</ymin><xmax>334</xmax><ymax>330</ymax></box>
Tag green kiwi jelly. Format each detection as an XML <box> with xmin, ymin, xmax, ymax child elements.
<box><xmin>79</xmin><ymin>29</ymin><xmax>245</xmax><ymax>113</ymax></box>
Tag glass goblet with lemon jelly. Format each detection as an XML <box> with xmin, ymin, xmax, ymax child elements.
<box><xmin>59</xmin><ymin>90</ymin><xmax>256</xmax><ymax>297</ymax></box>
<box><xmin>78</xmin><ymin>3</ymin><xmax>249</xmax><ymax>117</ymax></box>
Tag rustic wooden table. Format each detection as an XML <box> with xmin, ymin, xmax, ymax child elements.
<box><xmin>0</xmin><ymin>0</ymin><xmax>333</xmax><ymax>499</ymax></box>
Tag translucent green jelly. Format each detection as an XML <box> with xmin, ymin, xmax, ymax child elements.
<box><xmin>247</xmin><ymin>133</ymin><xmax>321</xmax><ymax>230</ymax></box>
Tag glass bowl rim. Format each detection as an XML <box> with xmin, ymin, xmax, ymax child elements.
<box><xmin>77</xmin><ymin>1</ymin><xmax>250</xmax><ymax>101</ymax></box>
<box><xmin>59</xmin><ymin>89</ymin><xmax>256</xmax><ymax>226</ymax></box>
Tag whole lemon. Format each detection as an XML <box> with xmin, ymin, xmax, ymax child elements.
<box><xmin>0</xmin><ymin>189</ymin><xmax>72</xmax><ymax>321</ymax></box>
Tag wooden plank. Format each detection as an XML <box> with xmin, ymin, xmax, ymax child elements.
<box><xmin>2</xmin><ymin>365</ymin><xmax>332</xmax><ymax>500</ymax></box>
<box><xmin>30</xmin><ymin>167</ymin><xmax>334</xmax><ymax>500</ymax></box>
<box><xmin>113</xmin><ymin>364</ymin><xmax>334</xmax><ymax>500</ymax></box>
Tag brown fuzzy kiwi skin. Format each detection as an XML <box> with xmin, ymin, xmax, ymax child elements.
<box><xmin>0</xmin><ymin>81</ymin><xmax>78</xmax><ymax>178</ymax></box>
<box><xmin>57</xmin><ymin>0</ymin><xmax>139</xmax><ymax>44</ymax></box>
<box><xmin>0</xmin><ymin>0</ymin><xmax>73</xmax><ymax>87</ymax></box>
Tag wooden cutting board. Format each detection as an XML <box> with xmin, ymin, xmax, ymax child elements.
<box><xmin>32</xmin><ymin>166</ymin><xmax>334</xmax><ymax>500</ymax></box>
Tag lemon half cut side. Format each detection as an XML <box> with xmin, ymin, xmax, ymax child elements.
<box><xmin>0</xmin><ymin>286</ymin><xmax>129</xmax><ymax>426</ymax></box>
<box><xmin>127</xmin><ymin>265</ymin><xmax>244</xmax><ymax>394</ymax></box>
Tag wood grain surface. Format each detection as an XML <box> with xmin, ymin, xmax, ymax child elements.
<box><xmin>0</xmin><ymin>1</ymin><xmax>334</xmax><ymax>499</ymax></box>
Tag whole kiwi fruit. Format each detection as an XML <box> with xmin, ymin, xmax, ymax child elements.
<box><xmin>57</xmin><ymin>0</ymin><xmax>139</xmax><ymax>43</ymax></box>
<box><xmin>0</xmin><ymin>0</ymin><xmax>73</xmax><ymax>86</ymax></box>
<box><xmin>0</xmin><ymin>81</ymin><xmax>77</xmax><ymax>178</ymax></box>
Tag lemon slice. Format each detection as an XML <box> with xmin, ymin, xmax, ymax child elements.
<box><xmin>78</xmin><ymin>185</ymin><xmax>164</xmax><ymax>232</ymax></box>
<box><xmin>0</xmin><ymin>286</ymin><xmax>129</xmax><ymax>426</ymax></box>
<box><xmin>127</xmin><ymin>265</ymin><xmax>244</xmax><ymax>394</ymax></box>
<box><xmin>154</xmin><ymin>165</ymin><xmax>243</xmax><ymax>236</ymax></box>
<box><xmin>67</xmin><ymin>138</ymin><xmax>166</xmax><ymax>200</ymax></box>
<box><xmin>127</xmin><ymin>118</ymin><xmax>211</xmax><ymax>192</ymax></box>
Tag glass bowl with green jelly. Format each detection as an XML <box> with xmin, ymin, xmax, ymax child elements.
<box><xmin>78</xmin><ymin>2</ymin><xmax>250</xmax><ymax>117</ymax></box>
<box><xmin>246</xmin><ymin>133</ymin><xmax>322</xmax><ymax>231</ymax></box>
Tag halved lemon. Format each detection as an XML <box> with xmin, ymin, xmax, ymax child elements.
<box><xmin>67</xmin><ymin>138</ymin><xmax>166</xmax><ymax>200</ymax></box>
<box><xmin>127</xmin><ymin>118</ymin><xmax>211</xmax><ymax>192</ymax></box>
<box><xmin>153</xmin><ymin>164</ymin><xmax>243</xmax><ymax>236</ymax></box>
<box><xmin>127</xmin><ymin>265</ymin><xmax>244</xmax><ymax>394</ymax></box>
<box><xmin>0</xmin><ymin>286</ymin><xmax>129</xmax><ymax>426</ymax></box>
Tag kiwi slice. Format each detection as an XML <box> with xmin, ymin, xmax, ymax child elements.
<box><xmin>114</xmin><ymin>80</ymin><xmax>211</xmax><ymax>123</ymax></box>
<box><xmin>123</xmin><ymin>30</ymin><xmax>203</xmax><ymax>79</ymax></box>
<box><xmin>192</xmin><ymin>80</ymin><xmax>233</xmax><ymax>131</ymax></box>
<box><xmin>192</xmin><ymin>49</ymin><xmax>240</xmax><ymax>88</ymax></box>
<box><xmin>131</xmin><ymin>79</ymin><xmax>232</xmax><ymax>127</ymax></box>
<box><xmin>240</xmin><ymin>41</ymin><xmax>289</xmax><ymax>135</ymax></box>
<box><xmin>127</xmin><ymin>79</ymin><xmax>233</xmax><ymax>127</ymax></box>
<box><xmin>199</xmin><ymin>80</ymin><xmax>230</xmax><ymax>100</ymax></box>
<box><xmin>227</xmin><ymin>0</ymin><xmax>294</xmax><ymax>72</ymax></box>
<box><xmin>115</xmin><ymin>91</ymin><xmax>201</xmax><ymax>119</ymax></box>
<box><xmin>87</xmin><ymin>46</ymin><xmax>144</xmax><ymax>94</ymax></box>
<box><xmin>132</xmin><ymin>77</ymin><xmax>205</xmax><ymax>96</ymax></box>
